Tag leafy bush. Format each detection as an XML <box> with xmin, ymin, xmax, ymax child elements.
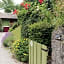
<box><xmin>0</xmin><ymin>28</ymin><xmax>3</xmax><ymax>32</ymax></box>
<box><xmin>28</xmin><ymin>21</ymin><xmax>53</xmax><ymax>45</ymax></box>
<box><xmin>12</xmin><ymin>26</ymin><xmax>21</xmax><ymax>40</ymax></box>
<box><xmin>17</xmin><ymin>8</ymin><xmax>28</xmax><ymax>24</ymax></box>
<box><xmin>11</xmin><ymin>38</ymin><xmax>29</xmax><ymax>62</ymax></box>
<box><xmin>20</xmin><ymin>1</ymin><xmax>64</xmax><ymax>45</ymax></box>
<box><xmin>3</xmin><ymin>25</ymin><xmax>21</xmax><ymax>47</ymax></box>
<box><xmin>20</xmin><ymin>2</ymin><xmax>54</xmax><ymax>46</ymax></box>
<box><xmin>9</xmin><ymin>27</ymin><xmax>13</xmax><ymax>32</ymax></box>
<box><xmin>3</xmin><ymin>35</ymin><xmax>14</xmax><ymax>47</ymax></box>
<box><xmin>52</xmin><ymin>0</ymin><xmax>64</xmax><ymax>29</ymax></box>
<box><xmin>9</xmin><ymin>22</ymin><xmax>19</xmax><ymax>32</ymax></box>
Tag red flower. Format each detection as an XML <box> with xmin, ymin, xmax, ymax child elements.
<box><xmin>21</xmin><ymin>3</ymin><xmax>31</xmax><ymax>10</ymax></box>
<box><xmin>20</xmin><ymin>3</ymin><xmax>24</xmax><ymax>6</ymax></box>
<box><xmin>13</xmin><ymin>9</ymin><xmax>18</xmax><ymax>14</ymax></box>
<box><xmin>39</xmin><ymin>0</ymin><xmax>44</xmax><ymax>4</ymax></box>
<box><xmin>25</xmin><ymin>7</ymin><xmax>28</xmax><ymax>10</ymax></box>
<box><xmin>28</xmin><ymin>4</ymin><xmax>31</xmax><ymax>7</ymax></box>
<box><xmin>24</xmin><ymin>3</ymin><xmax>29</xmax><ymax>10</ymax></box>
<box><xmin>25</xmin><ymin>3</ymin><xmax>28</xmax><ymax>7</ymax></box>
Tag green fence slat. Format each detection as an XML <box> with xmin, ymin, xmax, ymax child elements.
<box><xmin>41</xmin><ymin>45</ymin><xmax>48</xmax><ymax>64</ymax></box>
<box><xmin>29</xmin><ymin>40</ymin><xmax>48</xmax><ymax>64</ymax></box>
<box><xmin>29</xmin><ymin>41</ymin><xmax>31</xmax><ymax>64</ymax></box>
<box><xmin>34</xmin><ymin>42</ymin><xmax>37</xmax><ymax>64</ymax></box>
<box><xmin>30</xmin><ymin>40</ymin><xmax>34</xmax><ymax>64</ymax></box>
<box><xmin>37</xmin><ymin>43</ymin><xmax>41</xmax><ymax>64</ymax></box>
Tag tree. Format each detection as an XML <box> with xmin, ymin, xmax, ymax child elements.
<box><xmin>0</xmin><ymin>0</ymin><xmax>15</xmax><ymax>13</ymax></box>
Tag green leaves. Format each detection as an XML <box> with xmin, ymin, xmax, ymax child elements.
<box><xmin>29</xmin><ymin>21</ymin><xmax>51</xmax><ymax>30</ymax></box>
<box><xmin>20</xmin><ymin>2</ymin><xmax>54</xmax><ymax>45</ymax></box>
<box><xmin>0</xmin><ymin>0</ymin><xmax>15</xmax><ymax>13</ymax></box>
<box><xmin>11</xmin><ymin>39</ymin><xmax>29</xmax><ymax>62</ymax></box>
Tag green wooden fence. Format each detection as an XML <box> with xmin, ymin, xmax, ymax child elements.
<box><xmin>29</xmin><ymin>40</ymin><xmax>48</xmax><ymax>64</ymax></box>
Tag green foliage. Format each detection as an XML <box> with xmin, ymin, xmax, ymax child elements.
<box><xmin>0</xmin><ymin>2</ymin><xmax>4</xmax><ymax>8</ymax></box>
<box><xmin>1</xmin><ymin>0</ymin><xmax>15</xmax><ymax>13</ymax></box>
<box><xmin>51</xmin><ymin>0</ymin><xmax>64</xmax><ymax>29</ymax></box>
<box><xmin>29</xmin><ymin>21</ymin><xmax>52</xmax><ymax>29</ymax></box>
<box><xmin>9</xmin><ymin>28</ymin><xmax>13</xmax><ymax>32</ymax></box>
<box><xmin>27</xmin><ymin>21</ymin><xmax>53</xmax><ymax>45</ymax></box>
<box><xmin>17</xmin><ymin>8</ymin><xmax>28</xmax><ymax>24</ymax></box>
<box><xmin>9</xmin><ymin>22</ymin><xmax>19</xmax><ymax>32</ymax></box>
<box><xmin>2</xmin><ymin>19</ymin><xmax>10</xmax><ymax>26</ymax></box>
<box><xmin>11</xmin><ymin>26</ymin><xmax>21</xmax><ymax>40</ymax></box>
<box><xmin>14</xmin><ymin>1</ymin><xmax>64</xmax><ymax>58</ymax></box>
<box><xmin>2</xmin><ymin>0</ymin><xmax>64</xmax><ymax>62</ymax></box>
<box><xmin>3</xmin><ymin>35</ymin><xmax>14</xmax><ymax>47</ymax></box>
<box><xmin>20</xmin><ymin>1</ymin><xmax>64</xmax><ymax>45</ymax></box>
<box><xmin>5</xmin><ymin>7</ymin><xmax>12</xmax><ymax>13</ymax></box>
<box><xmin>11</xmin><ymin>39</ymin><xmax>29</xmax><ymax>62</ymax></box>
<box><xmin>20</xmin><ymin>2</ymin><xmax>54</xmax><ymax>46</ymax></box>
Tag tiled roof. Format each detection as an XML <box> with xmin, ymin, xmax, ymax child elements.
<box><xmin>0</xmin><ymin>13</ymin><xmax>17</xmax><ymax>19</ymax></box>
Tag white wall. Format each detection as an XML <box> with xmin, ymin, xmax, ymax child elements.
<box><xmin>0</xmin><ymin>9</ymin><xmax>4</xmax><ymax>13</ymax></box>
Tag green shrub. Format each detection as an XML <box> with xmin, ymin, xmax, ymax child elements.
<box><xmin>21</xmin><ymin>2</ymin><xmax>54</xmax><ymax>46</ymax></box>
<box><xmin>9</xmin><ymin>22</ymin><xmax>19</xmax><ymax>32</ymax></box>
<box><xmin>21</xmin><ymin>1</ymin><xmax>63</xmax><ymax>46</ymax></box>
<box><xmin>3</xmin><ymin>35</ymin><xmax>14</xmax><ymax>47</ymax></box>
<box><xmin>12</xmin><ymin>26</ymin><xmax>21</xmax><ymax>40</ymax></box>
<box><xmin>3</xmin><ymin>40</ymin><xmax>9</xmax><ymax>47</ymax></box>
<box><xmin>12</xmin><ymin>23</ymin><xmax>19</xmax><ymax>29</ymax></box>
<box><xmin>11</xmin><ymin>38</ymin><xmax>29</xmax><ymax>62</ymax></box>
<box><xmin>9</xmin><ymin>28</ymin><xmax>13</xmax><ymax>32</ymax></box>
<box><xmin>27</xmin><ymin>20</ymin><xmax>53</xmax><ymax>45</ymax></box>
<box><xmin>0</xmin><ymin>28</ymin><xmax>3</xmax><ymax>32</ymax></box>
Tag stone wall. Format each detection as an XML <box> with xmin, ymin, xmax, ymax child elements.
<box><xmin>52</xmin><ymin>26</ymin><xmax>64</xmax><ymax>64</ymax></box>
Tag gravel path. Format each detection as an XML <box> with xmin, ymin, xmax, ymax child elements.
<box><xmin>0</xmin><ymin>33</ymin><xmax>22</xmax><ymax>64</ymax></box>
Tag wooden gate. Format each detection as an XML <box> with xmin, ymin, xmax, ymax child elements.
<box><xmin>29</xmin><ymin>40</ymin><xmax>48</xmax><ymax>64</ymax></box>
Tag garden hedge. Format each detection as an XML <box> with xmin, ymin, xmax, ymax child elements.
<box><xmin>20</xmin><ymin>2</ymin><xmax>54</xmax><ymax>46</ymax></box>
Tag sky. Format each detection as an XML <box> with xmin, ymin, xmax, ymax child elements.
<box><xmin>0</xmin><ymin>0</ymin><xmax>23</xmax><ymax>4</ymax></box>
<box><xmin>0</xmin><ymin>0</ymin><xmax>23</xmax><ymax>13</ymax></box>
<box><xmin>13</xmin><ymin>0</ymin><xmax>23</xmax><ymax>5</ymax></box>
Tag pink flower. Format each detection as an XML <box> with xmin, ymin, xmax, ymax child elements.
<box><xmin>20</xmin><ymin>3</ymin><xmax>31</xmax><ymax>10</ymax></box>
<box><xmin>25</xmin><ymin>7</ymin><xmax>28</xmax><ymax>10</ymax></box>
<box><xmin>24</xmin><ymin>3</ymin><xmax>28</xmax><ymax>10</ymax></box>
<box><xmin>25</xmin><ymin>3</ymin><xmax>28</xmax><ymax>7</ymax></box>
<box><xmin>28</xmin><ymin>4</ymin><xmax>31</xmax><ymax>7</ymax></box>
<box><xmin>20</xmin><ymin>3</ymin><xmax>24</xmax><ymax>6</ymax></box>
<box><xmin>13</xmin><ymin>9</ymin><xmax>18</xmax><ymax>14</ymax></box>
<box><xmin>39</xmin><ymin>0</ymin><xmax>44</xmax><ymax>4</ymax></box>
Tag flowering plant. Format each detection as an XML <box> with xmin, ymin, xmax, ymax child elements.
<box><xmin>39</xmin><ymin>0</ymin><xmax>44</xmax><ymax>4</ymax></box>
<box><xmin>13</xmin><ymin>9</ymin><xmax>18</xmax><ymax>14</ymax></box>
<box><xmin>20</xmin><ymin>2</ymin><xmax>31</xmax><ymax>10</ymax></box>
<box><xmin>11</xmin><ymin>38</ymin><xmax>29</xmax><ymax>62</ymax></box>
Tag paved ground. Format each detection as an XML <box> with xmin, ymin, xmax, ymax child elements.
<box><xmin>0</xmin><ymin>33</ymin><xmax>22</xmax><ymax>64</ymax></box>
